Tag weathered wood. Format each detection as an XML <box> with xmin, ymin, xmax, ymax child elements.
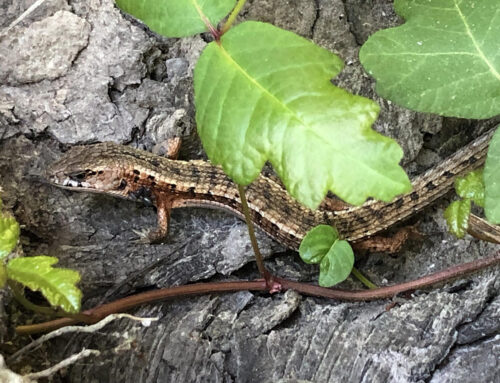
<box><xmin>0</xmin><ymin>0</ymin><xmax>498</xmax><ymax>382</ymax></box>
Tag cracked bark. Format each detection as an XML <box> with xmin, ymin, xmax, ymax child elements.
<box><xmin>0</xmin><ymin>0</ymin><xmax>499</xmax><ymax>382</ymax></box>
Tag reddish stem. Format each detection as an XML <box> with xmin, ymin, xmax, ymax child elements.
<box><xmin>16</xmin><ymin>280</ymin><xmax>267</xmax><ymax>335</ymax></box>
<box><xmin>16</xmin><ymin>252</ymin><xmax>499</xmax><ymax>335</ymax></box>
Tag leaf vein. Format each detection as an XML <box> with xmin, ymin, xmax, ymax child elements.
<box><xmin>453</xmin><ymin>0</ymin><xmax>500</xmax><ymax>81</ymax></box>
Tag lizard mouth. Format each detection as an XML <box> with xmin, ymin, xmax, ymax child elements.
<box><xmin>48</xmin><ymin>173</ymin><xmax>93</xmax><ymax>189</ymax></box>
<box><xmin>61</xmin><ymin>177</ymin><xmax>92</xmax><ymax>188</ymax></box>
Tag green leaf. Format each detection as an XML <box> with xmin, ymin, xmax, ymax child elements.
<box><xmin>359</xmin><ymin>0</ymin><xmax>500</xmax><ymax>119</ymax></box>
<box><xmin>444</xmin><ymin>199</ymin><xmax>471</xmax><ymax>238</ymax></box>
<box><xmin>7</xmin><ymin>256</ymin><xmax>82</xmax><ymax>313</ymax></box>
<box><xmin>455</xmin><ymin>170</ymin><xmax>484</xmax><ymax>207</ymax></box>
<box><xmin>0</xmin><ymin>215</ymin><xmax>20</xmax><ymax>260</ymax></box>
<box><xmin>299</xmin><ymin>225</ymin><xmax>354</xmax><ymax>287</ymax></box>
<box><xmin>299</xmin><ymin>225</ymin><xmax>339</xmax><ymax>264</ymax></box>
<box><xmin>115</xmin><ymin>0</ymin><xmax>236</xmax><ymax>38</ymax></box>
<box><xmin>318</xmin><ymin>240</ymin><xmax>354</xmax><ymax>288</ymax></box>
<box><xmin>195</xmin><ymin>21</ymin><xmax>411</xmax><ymax>208</ymax></box>
<box><xmin>484</xmin><ymin>127</ymin><xmax>500</xmax><ymax>224</ymax></box>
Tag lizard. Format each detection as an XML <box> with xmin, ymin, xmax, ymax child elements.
<box><xmin>46</xmin><ymin>129</ymin><xmax>495</xmax><ymax>251</ymax></box>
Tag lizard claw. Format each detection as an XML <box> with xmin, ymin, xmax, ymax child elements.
<box><xmin>131</xmin><ymin>228</ymin><xmax>153</xmax><ymax>244</ymax></box>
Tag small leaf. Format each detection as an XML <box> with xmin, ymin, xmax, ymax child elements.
<box><xmin>318</xmin><ymin>240</ymin><xmax>354</xmax><ymax>287</ymax></box>
<box><xmin>299</xmin><ymin>225</ymin><xmax>354</xmax><ymax>287</ymax></box>
<box><xmin>115</xmin><ymin>0</ymin><xmax>236</xmax><ymax>38</ymax></box>
<box><xmin>455</xmin><ymin>170</ymin><xmax>484</xmax><ymax>207</ymax></box>
<box><xmin>299</xmin><ymin>225</ymin><xmax>339</xmax><ymax>264</ymax></box>
<box><xmin>484</xmin><ymin>127</ymin><xmax>500</xmax><ymax>223</ymax></box>
<box><xmin>0</xmin><ymin>215</ymin><xmax>20</xmax><ymax>260</ymax></box>
<box><xmin>444</xmin><ymin>199</ymin><xmax>471</xmax><ymax>238</ymax></box>
<box><xmin>359</xmin><ymin>0</ymin><xmax>500</xmax><ymax>118</ymax></box>
<box><xmin>7</xmin><ymin>256</ymin><xmax>82</xmax><ymax>313</ymax></box>
<box><xmin>195</xmin><ymin>21</ymin><xmax>411</xmax><ymax>209</ymax></box>
<box><xmin>0</xmin><ymin>264</ymin><xmax>6</xmax><ymax>288</ymax></box>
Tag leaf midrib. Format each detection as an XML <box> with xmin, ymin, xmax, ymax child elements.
<box><xmin>9</xmin><ymin>267</ymin><xmax>74</xmax><ymax>306</ymax></box>
<box><xmin>189</xmin><ymin>0</ymin><xmax>206</xmax><ymax>26</ymax></box>
<box><xmin>454</xmin><ymin>0</ymin><xmax>500</xmax><ymax>81</ymax></box>
<box><xmin>216</xmin><ymin>44</ymin><xmax>403</xmax><ymax>190</ymax></box>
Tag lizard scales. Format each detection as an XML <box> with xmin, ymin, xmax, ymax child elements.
<box><xmin>47</xmin><ymin>129</ymin><xmax>494</xmax><ymax>250</ymax></box>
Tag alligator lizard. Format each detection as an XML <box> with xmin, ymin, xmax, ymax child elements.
<box><xmin>47</xmin><ymin>129</ymin><xmax>495</xmax><ymax>250</ymax></box>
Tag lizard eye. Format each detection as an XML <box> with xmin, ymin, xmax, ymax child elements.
<box><xmin>69</xmin><ymin>171</ymin><xmax>87</xmax><ymax>181</ymax></box>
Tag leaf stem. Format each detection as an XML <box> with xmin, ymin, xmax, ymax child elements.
<box><xmin>191</xmin><ymin>1</ymin><xmax>220</xmax><ymax>40</ymax></box>
<box><xmin>351</xmin><ymin>267</ymin><xmax>378</xmax><ymax>289</ymax></box>
<box><xmin>16</xmin><ymin>252</ymin><xmax>499</xmax><ymax>335</ymax></box>
<box><xmin>8</xmin><ymin>280</ymin><xmax>95</xmax><ymax>324</ymax></box>
<box><xmin>8</xmin><ymin>280</ymin><xmax>57</xmax><ymax>316</ymax></box>
<box><xmin>221</xmin><ymin>0</ymin><xmax>248</xmax><ymax>35</ymax></box>
<box><xmin>237</xmin><ymin>184</ymin><xmax>272</xmax><ymax>283</ymax></box>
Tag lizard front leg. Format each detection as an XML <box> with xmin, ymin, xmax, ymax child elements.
<box><xmin>133</xmin><ymin>194</ymin><xmax>174</xmax><ymax>244</ymax></box>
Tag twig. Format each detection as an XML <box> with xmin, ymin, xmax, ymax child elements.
<box><xmin>23</xmin><ymin>349</ymin><xmax>100</xmax><ymax>380</ymax></box>
<box><xmin>276</xmin><ymin>251</ymin><xmax>499</xmax><ymax>300</ymax></box>
<box><xmin>2</xmin><ymin>0</ymin><xmax>47</xmax><ymax>35</ymax></box>
<box><xmin>8</xmin><ymin>314</ymin><xmax>157</xmax><ymax>364</ymax></box>
<box><xmin>16</xmin><ymin>280</ymin><xmax>267</xmax><ymax>335</ymax></box>
<box><xmin>467</xmin><ymin>213</ymin><xmax>500</xmax><ymax>244</ymax></box>
<box><xmin>15</xmin><ymin>252</ymin><xmax>499</xmax><ymax>335</ymax></box>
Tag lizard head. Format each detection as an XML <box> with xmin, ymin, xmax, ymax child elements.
<box><xmin>46</xmin><ymin>143</ymin><xmax>129</xmax><ymax>196</ymax></box>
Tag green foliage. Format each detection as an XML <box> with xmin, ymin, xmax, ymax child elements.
<box><xmin>195</xmin><ymin>21</ymin><xmax>411</xmax><ymax>209</ymax></box>
<box><xmin>115</xmin><ymin>0</ymin><xmax>236</xmax><ymax>37</ymax></box>
<box><xmin>445</xmin><ymin>168</ymin><xmax>488</xmax><ymax>238</ymax></box>
<box><xmin>444</xmin><ymin>199</ymin><xmax>471</xmax><ymax>239</ymax></box>
<box><xmin>455</xmin><ymin>170</ymin><xmax>484</xmax><ymax>207</ymax></box>
<box><xmin>0</xmin><ymin>214</ymin><xmax>19</xmax><ymax>260</ymax></box>
<box><xmin>6</xmin><ymin>256</ymin><xmax>82</xmax><ymax>313</ymax></box>
<box><xmin>319</xmin><ymin>240</ymin><xmax>354</xmax><ymax>288</ymax></box>
<box><xmin>445</xmin><ymin>127</ymin><xmax>500</xmax><ymax>236</ymax></box>
<box><xmin>299</xmin><ymin>226</ymin><xmax>340</xmax><ymax>264</ymax></box>
<box><xmin>299</xmin><ymin>225</ymin><xmax>354</xmax><ymax>287</ymax></box>
<box><xmin>484</xmin><ymin>127</ymin><xmax>500</xmax><ymax>223</ymax></box>
<box><xmin>359</xmin><ymin>0</ymin><xmax>500</xmax><ymax>118</ymax></box>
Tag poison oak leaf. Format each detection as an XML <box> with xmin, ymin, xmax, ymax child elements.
<box><xmin>115</xmin><ymin>0</ymin><xmax>236</xmax><ymax>37</ymax></box>
<box><xmin>484</xmin><ymin>127</ymin><xmax>500</xmax><ymax>223</ymax></box>
<box><xmin>7</xmin><ymin>256</ymin><xmax>82</xmax><ymax>313</ymax></box>
<box><xmin>195</xmin><ymin>21</ymin><xmax>411</xmax><ymax>209</ymax></box>
<box><xmin>360</xmin><ymin>0</ymin><xmax>500</xmax><ymax>118</ymax></box>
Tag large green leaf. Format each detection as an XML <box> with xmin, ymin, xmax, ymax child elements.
<box><xmin>359</xmin><ymin>0</ymin><xmax>500</xmax><ymax>119</ymax></box>
<box><xmin>299</xmin><ymin>225</ymin><xmax>354</xmax><ymax>287</ymax></box>
<box><xmin>0</xmin><ymin>215</ymin><xmax>19</xmax><ymax>260</ymax></box>
<box><xmin>484</xmin><ymin>127</ymin><xmax>500</xmax><ymax>223</ymax></box>
<box><xmin>115</xmin><ymin>0</ymin><xmax>236</xmax><ymax>38</ymax></box>
<box><xmin>195</xmin><ymin>21</ymin><xmax>411</xmax><ymax>208</ymax></box>
<box><xmin>7</xmin><ymin>256</ymin><xmax>82</xmax><ymax>313</ymax></box>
